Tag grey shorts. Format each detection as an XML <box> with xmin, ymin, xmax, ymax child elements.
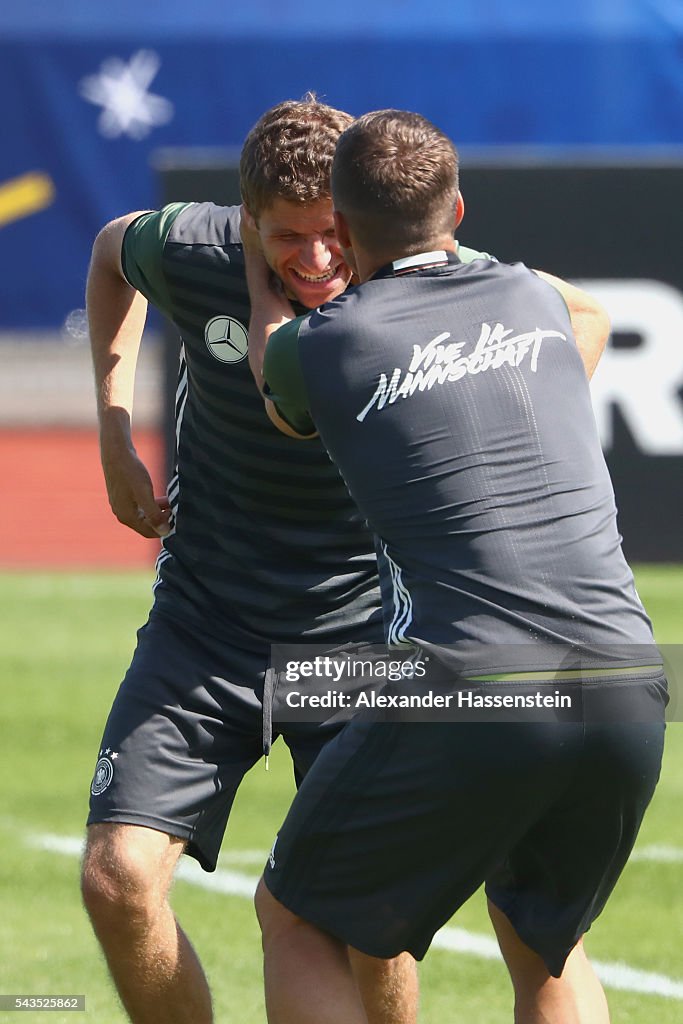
<box><xmin>264</xmin><ymin>671</ymin><xmax>667</xmax><ymax>976</ymax></box>
<box><xmin>87</xmin><ymin>610</ymin><xmax>342</xmax><ymax>870</ymax></box>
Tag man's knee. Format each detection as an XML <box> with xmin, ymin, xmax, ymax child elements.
<box><xmin>254</xmin><ymin>877</ymin><xmax>301</xmax><ymax>947</ymax></box>
<box><xmin>81</xmin><ymin>824</ymin><xmax>183</xmax><ymax>927</ymax></box>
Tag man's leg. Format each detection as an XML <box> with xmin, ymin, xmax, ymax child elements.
<box><xmin>488</xmin><ymin>899</ymin><xmax>610</xmax><ymax>1024</ymax></box>
<box><xmin>282</xmin><ymin>728</ymin><xmax>419</xmax><ymax>1023</ymax></box>
<box><xmin>256</xmin><ymin>879</ymin><xmax>417</xmax><ymax>1024</ymax></box>
<box><xmin>81</xmin><ymin>823</ymin><xmax>212</xmax><ymax>1024</ymax></box>
<box><xmin>348</xmin><ymin>947</ymin><xmax>418</xmax><ymax>1024</ymax></box>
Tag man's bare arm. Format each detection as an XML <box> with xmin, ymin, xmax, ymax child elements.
<box><xmin>87</xmin><ymin>213</ymin><xmax>170</xmax><ymax>537</ymax></box>
<box><xmin>243</xmin><ymin>234</ymin><xmax>317</xmax><ymax>439</ymax></box>
<box><xmin>534</xmin><ymin>270</ymin><xmax>610</xmax><ymax>380</ymax></box>
<box><xmin>240</xmin><ymin>208</ymin><xmax>294</xmax><ymax>394</ymax></box>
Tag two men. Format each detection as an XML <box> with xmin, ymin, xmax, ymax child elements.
<box><xmin>84</xmin><ymin>95</ymin><xmax>609</xmax><ymax>1022</ymax></box>
<box><xmin>250</xmin><ymin>110</ymin><xmax>667</xmax><ymax>1023</ymax></box>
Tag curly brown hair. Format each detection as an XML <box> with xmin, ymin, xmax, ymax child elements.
<box><xmin>240</xmin><ymin>93</ymin><xmax>354</xmax><ymax>220</ymax></box>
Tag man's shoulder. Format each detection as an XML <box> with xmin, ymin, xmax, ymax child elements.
<box><xmin>165</xmin><ymin>202</ymin><xmax>242</xmax><ymax>249</ymax></box>
<box><xmin>305</xmin><ymin>286</ymin><xmax>365</xmax><ymax>329</ymax></box>
<box><xmin>457</xmin><ymin>242</ymin><xmax>497</xmax><ymax>265</ymax></box>
<box><xmin>123</xmin><ymin>202</ymin><xmax>242</xmax><ymax>265</ymax></box>
<box><xmin>122</xmin><ymin>202</ymin><xmax>246</xmax><ymax>312</ymax></box>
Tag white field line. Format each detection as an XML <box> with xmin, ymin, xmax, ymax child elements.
<box><xmin>24</xmin><ymin>833</ymin><xmax>258</xmax><ymax>899</ymax></box>
<box><xmin>432</xmin><ymin>928</ymin><xmax>683</xmax><ymax>1000</ymax></box>
<box><xmin>629</xmin><ymin>844</ymin><xmax>683</xmax><ymax>864</ymax></box>
<box><xmin>218</xmin><ymin>849</ymin><xmax>271</xmax><ymax>867</ymax></box>
<box><xmin>26</xmin><ymin>832</ymin><xmax>683</xmax><ymax>1000</ymax></box>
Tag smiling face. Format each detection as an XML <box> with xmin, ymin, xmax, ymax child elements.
<box><xmin>256</xmin><ymin>197</ymin><xmax>353</xmax><ymax>309</ymax></box>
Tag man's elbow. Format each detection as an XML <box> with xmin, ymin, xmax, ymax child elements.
<box><xmin>264</xmin><ymin>398</ymin><xmax>317</xmax><ymax>440</ymax></box>
<box><xmin>584</xmin><ymin>295</ymin><xmax>611</xmax><ymax>343</ymax></box>
<box><xmin>575</xmin><ymin>302</ymin><xmax>611</xmax><ymax>379</ymax></box>
<box><xmin>90</xmin><ymin>212</ymin><xmax>148</xmax><ymax>279</ymax></box>
<box><xmin>584</xmin><ymin>298</ymin><xmax>612</xmax><ymax>355</ymax></box>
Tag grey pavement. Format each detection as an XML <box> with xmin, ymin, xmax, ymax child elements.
<box><xmin>0</xmin><ymin>331</ymin><xmax>162</xmax><ymax>428</ymax></box>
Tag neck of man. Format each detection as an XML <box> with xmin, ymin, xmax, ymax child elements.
<box><xmin>355</xmin><ymin>235</ymin><xmax>458</xmax><ymax>283</ymax></box>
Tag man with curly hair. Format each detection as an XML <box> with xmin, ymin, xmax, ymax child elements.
<box><xmin>81</xmin><ymin>95</ymin><xmax>421</xmax><ymax>1024</ymax></box>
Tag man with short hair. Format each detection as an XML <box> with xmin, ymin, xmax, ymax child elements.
<box><xmin>250</xmin><ymin>109</ymin><xmax>667</xmax><ymax>1024</ymax></box>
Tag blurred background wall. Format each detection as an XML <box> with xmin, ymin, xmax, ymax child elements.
<box><xmin>1</xmin><ymin>1</ymin><xmax>682</xmax><ymax>566</ymax></box>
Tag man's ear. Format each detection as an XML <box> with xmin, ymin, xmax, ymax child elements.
<box><xmin>333</xmin><ymin>209</ymin><xmax>352</xmax><ymax>250</ymax></box>
<box><xmin>241</xmin><ymin>205</ymin><xmax>257</xmax><ymax>231</ymax></box>
<box><xmin>240</xmin><ymin>205</ymin><xmax>262</xmax><ymax>251</ymax></box>
<box><xmin>455</xmin><ymin>192</ymin><xmax>465</xmax><ymax>230</ymax></box>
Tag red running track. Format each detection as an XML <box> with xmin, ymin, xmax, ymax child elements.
<box><xmin>0</xmin><ymin>428</ymin><xmax>165</xmax><ymax>568</ymax></box>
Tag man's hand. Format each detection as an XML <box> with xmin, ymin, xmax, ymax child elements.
<box><xmin>87</xmin><ymin>211</ymin><xmax>172</xmax><ymax>538</ymax></box>
<box><xmin>101</xmin><ymin>436</ymin><xmax>171</xmax><ymax>538</ymax></box>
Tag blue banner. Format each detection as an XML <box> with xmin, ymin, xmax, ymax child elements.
<box><xmin>1</xmin><ymin>4</ymin><xmax>682</xmax><ymax>326</ymax></box>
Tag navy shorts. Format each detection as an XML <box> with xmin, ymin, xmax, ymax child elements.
<box><xmin>264</xmin><ymin>671</ymin><xmax>667</xmax><ymax>976</ymax></box>
<box><xmin>87</xmin><ymin>610</ymin><xmax>342</xmax><ymax>870</ymax></box>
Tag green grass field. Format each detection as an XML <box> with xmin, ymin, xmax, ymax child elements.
<box><xmin>0</xmin><ymin>567</ymin><xmax>681</xmax><ymax>1023</ymax></box>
